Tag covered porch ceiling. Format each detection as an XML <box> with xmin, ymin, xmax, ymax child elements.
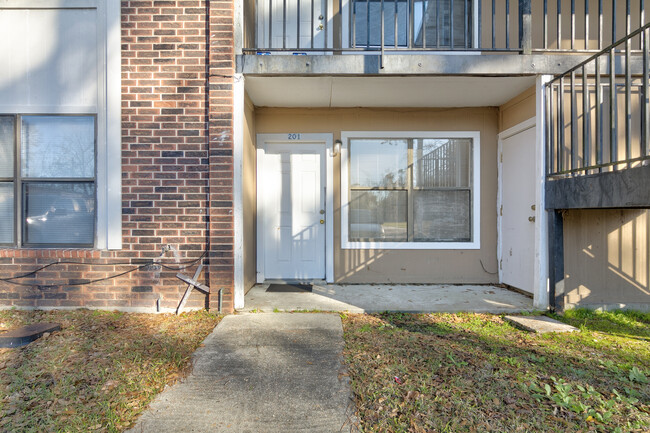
<box><xmin>245</xmin><ymin>76</ymin><xmax>537</xmax><ymax>108</ymax></box>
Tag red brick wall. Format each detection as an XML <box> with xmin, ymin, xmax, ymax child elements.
<box><xmin>0</xmin><ymin>1</ymin><xmax>235</xmax><ymax>313</ymax></box>
<box><xmin>207</xmin><ymin>0</ymin><xmax>235</xmax><ymax>311</ymax></box>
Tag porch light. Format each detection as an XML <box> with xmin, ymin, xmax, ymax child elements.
<box><xmin>333</xmin><ymin>139</ymin><xmax>342</xmax><ymax>157</ymax></box>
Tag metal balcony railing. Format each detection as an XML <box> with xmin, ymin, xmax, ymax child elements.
<box><xmin>243</xmin><ymin>0</ymin><xmax>650</xmax><ymax>54</ymax></box>
<box><xmin>545</xmin><ymin>21</ymin><xmax>650</xmax><ymax>177</ymax></box>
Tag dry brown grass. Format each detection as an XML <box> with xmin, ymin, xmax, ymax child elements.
<box><xmin>0</xmin><ymin>309</ymin><xmax>220</xmax><ymax>432</ymax></box>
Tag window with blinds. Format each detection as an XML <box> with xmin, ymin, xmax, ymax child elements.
<box><xmin>342</xmin><ymin>133</ymin><xmax>479</xmax><ymax>248</ymax></box>
<box><xmin>0</xmin><ymin>115</ymin><xmax>96</xmax><ymax>247</ymax></box>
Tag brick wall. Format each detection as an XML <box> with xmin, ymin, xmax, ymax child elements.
<box><xmin>207</xmin><ymin>0</ymin><xmax>235</xmax><ymax>311</ymax></box>
<box><xmin>0</xmin><ymin>1</ymin><xmax>235</xmax><ymax>313</ymax></box>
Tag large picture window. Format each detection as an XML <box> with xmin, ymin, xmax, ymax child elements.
<box><xmin>341</xmin><ymin>131</ymin><xmax>480</xmax><ymax>249</ymax></box>
<box><xmin>0</xmin><ymin>115</ymin><xmax>96</xmax><ymax>247</ymax></box>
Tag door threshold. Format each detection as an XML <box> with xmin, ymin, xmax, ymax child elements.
<box><xmin>263</xmin><ymin>279</ymin><xmax>326</xmax><ymax>285</ymax></box>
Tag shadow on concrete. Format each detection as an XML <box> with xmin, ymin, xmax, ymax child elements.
<box><xmin>242</xmin><ymin>283</ymin><xmax>533</xmax><ymax>313</ymax></box>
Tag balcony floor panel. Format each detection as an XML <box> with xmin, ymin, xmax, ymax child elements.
<box><xmin>244</xmin><ymin>75</ymin><xmax>536</xmax><ymax>107</ymax></box>
<box><xmin>546</xmin><ymin>165</ymin><xmax>650</xmax><ymax>210</ymax></box>
<box><xmin>238</xmin><ymin>53</ymin><xmax>592</xmax><ymax>77</ymax></box>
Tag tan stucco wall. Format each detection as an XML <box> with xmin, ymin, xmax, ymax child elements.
<box><xmin>499</xmin><ymin>86</ymin><xmax>536</xmax><ymax>133</ymax></box>
<box><xmin>255</xmin><ymin>107</ymin><xmax>500</xmax><ymax>284</ymax></box>
<box><xmin>243</xmin><ymin>93</ymin><xmax>257</xmax><ymax>292</ymax></box>
<box><xmin>563</xmin><ymin>209</ymin><xmax>650</xmax><ymax>311</ymax></box>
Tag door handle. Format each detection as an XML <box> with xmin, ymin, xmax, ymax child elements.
<box><xmin>528</xmin><ymin>216</ymin><xmax>535</xmax><ymax>222</ymax></box>
<box><xmin>320</xmin><ymin>219</ymin><xmax>325</xmax><ymax>224</ymax></box>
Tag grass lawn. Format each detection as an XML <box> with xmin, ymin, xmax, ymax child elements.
<box><xmin>342</xmin><ymin>310</ymin><xmax>650</xmax><ymax>433</ymax></box>
<box><xmin>0</xmin><ymin>309</ymin><xmax>220</xmax><ymax>432</ymax></box>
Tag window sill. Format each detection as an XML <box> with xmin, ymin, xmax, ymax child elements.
<box><xmin>0</xmin><ymin>248</ymin><xmax>102</xmax><ymax>259</ymax></box>
<box><xmin>342</xmin><ymin>241</ymin><xmax>480</xmax><ymax>250</ymax></box>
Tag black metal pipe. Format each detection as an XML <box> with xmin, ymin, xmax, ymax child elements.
<box><xmin>571</xmin><ymin>70</ymin><xmax>577</xmax><ymax>171</ymax></box>
<box><xmin>492</xmin><ymin>0</ymin><xmax>496</xmax><ymax>49</ymax></box>
<box><xmin>571</xmin><ymin>0</ymin><xmax>575</xmax><ymax>50</ymax></box>
<box><xmin>557</xmin><ymin>76</ymin><xmax>565</xmax><ymax>171</ymax></box>
<box><xmin>542</xmin><ymin>0</ymin><xmax>548</xmax><ymax>49</ymax></box>
<box><xmin>596</xmin><ymin>56</ymin><xmax>603</xmax><ymax>171</ymax></box>
<box><xmin>599</xmin><ymin>0</ymin><xmax>603</xmax><ymax>50</ymax></box>
<box><xmin>644</xmin><ymin>28</ymin><xmax>650</xmax><ymax>157</ymax></box>
<box><xmin>582</xmin><ymin>65</ymin><xmax>590</xmax><ymax>169</ymax></box>
<box><xmin>506</xmin><ymin>0</ymin><xmax>510</xmax><ymax>49</ymax></box>
<box><xmin>557</xmin><ymin>0</ymin><xmax>562</xmax><ymax>49</ymax></box>
<box><xmin>584</xmin><ymin>0</ymin><xmax>589</xmax><ymax>50</ymax></box>
<box><xmin>610</xmin><ymin>46</ymin><xmax>617</xmax><ymax>165</ymax></box>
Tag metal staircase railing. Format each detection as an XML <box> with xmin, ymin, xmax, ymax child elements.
<box><xmin>546</xmin><ymin>22</ymin><xmax>650</xmax><ymax>177</ymax></box>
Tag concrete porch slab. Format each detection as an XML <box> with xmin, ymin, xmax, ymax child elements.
<box><xmin>241</xmin><ymin>284</ymin><xmax>534</xmax><ymax>314</ymax></box>
<box><xmin>504</xmin><ymin>315</ymin><xmax>579</xmax><ymax>333</ymax></box>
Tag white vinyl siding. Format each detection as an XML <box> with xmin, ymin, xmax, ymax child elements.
<box><xmin>0</xmin><ymin>0</ymin><xmax>121</xmax><ymax>249</ymax></box>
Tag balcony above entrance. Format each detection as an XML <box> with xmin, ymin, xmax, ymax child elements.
<box><xmin>240</xmin><ymin>0</ymin><xmax>650</xmax><ymax>76</ymax></box>
<box><xmin>244</xmin><ymin>75</ymin><xmax>535</xmax><ymax>107</ymax></box>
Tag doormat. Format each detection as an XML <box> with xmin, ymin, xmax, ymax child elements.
<box><xmin>266</xmin><ymin>284</ymin><xmax>313</xmax><ymax>293</ymax></box>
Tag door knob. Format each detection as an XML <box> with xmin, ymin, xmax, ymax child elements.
<box><xmin>528</xmin><ymin>216</ymin><xmax>535</xmax><ymax>222</ymax></box>
<box><xmin>320</xmin><ymin>209</ymin><xmax>325</xmax><ymax>214</ymax></box>
<box><xmin>320</xmin><ymin>219</ymin><xmax>325</xmax><ymax>224</ymax></box>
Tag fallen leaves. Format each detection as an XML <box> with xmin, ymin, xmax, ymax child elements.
<box><xmin>0</xmin><ymin>309</ymin><xmax>220</xmax><ymax>432</ymax></box>
<box><xmin>342</xmin><ymin>311</ymin><xmax>650</xmax><ymax>433</ymax></box>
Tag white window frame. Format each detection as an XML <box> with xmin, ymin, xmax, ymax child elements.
<box><xmin>0</xmin><ymin>0</ymin><xmax>122</xmax><ymax>250</ymax></box>
<box><xmin>341</xmin><ymin>131</ymin><xmax>480</xmax><ymax>250</ymax></box>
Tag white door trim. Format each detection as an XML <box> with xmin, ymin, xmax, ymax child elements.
<box><xmin>497</xmin><ymin>92</ymin><xmax>549</xmax><ymax>310</ymax></box>
<box><xmin>498</xmin><ymin>118</ymin><xmax>536</xmax><ymax>296</ymax></box>
<box><xmin>256</xmin><ymin>133</ymin><xmax>334</xmax><ymax>283</ymax></box>
<box><xmin>497</xmin><ymin>116</ymin><xmax>536</xmax><ymax>288</ymax></box>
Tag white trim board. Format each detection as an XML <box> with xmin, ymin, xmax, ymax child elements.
<box><xmin>105</xmin><ymin>0</ymin><xmax>122</xmax><ymax>249</ymax></box>
<box><xmin>340</xmin><ymin>131</ymin><xmax>481</xmax><ymax>250</ymax></box>
<box><xmin>256</xmin><ymin>133</ymin><xmax>334</xmax><ymax>283</ymax></box>
<box><xmin>534</xmin><ymin>75</ymin><xmax>551</xmax><ymax>310</ymax></box>
<box><xmin>233</xmin><ymin>74</ymin><xmax>245</xmax><ymax>309</ymax></box>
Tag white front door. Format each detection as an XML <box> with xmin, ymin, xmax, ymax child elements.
<box><xmin>259</xmin><ymin>142</ymin><xmax>326</xmax><ymax>280</ymax></box>
<box><xmin>500</xmin><ymin>124</ymin><xmax>536</xmax><ymax>294</ymax></box>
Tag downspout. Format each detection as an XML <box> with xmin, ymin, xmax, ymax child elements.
<box><xmin>233</xmin><ymin>0</ymin><xmax>246</xmax><ymax>309</ymax></box>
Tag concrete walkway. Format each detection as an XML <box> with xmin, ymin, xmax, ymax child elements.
<box><xmin>242</xmin><ymin>284</ymin><xmax>534</xmax><ymax>314</ymax></box>
<box><xmin>127</xmin><ymin>313</ymin><xmax>358</xmax><ymax>433</ymax></box>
